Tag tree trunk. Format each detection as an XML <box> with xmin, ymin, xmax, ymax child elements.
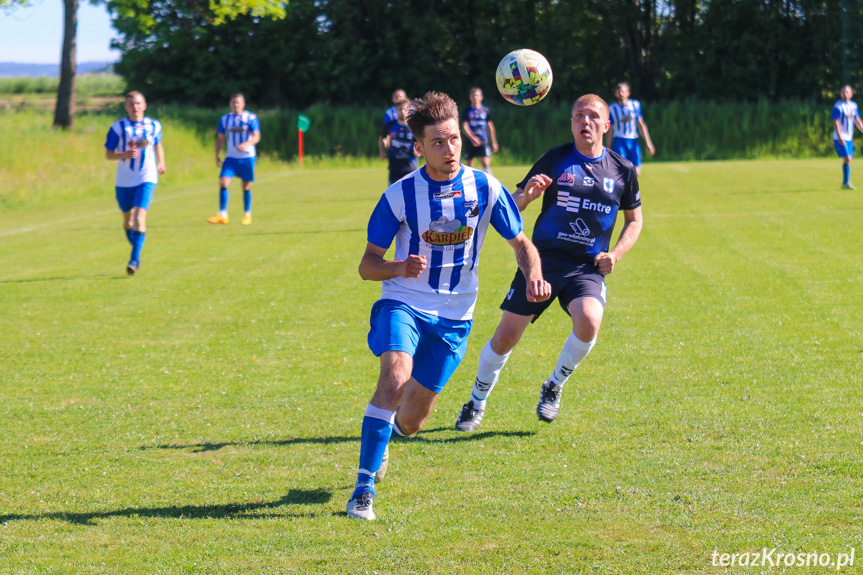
<box><xmin>53</xmin><ymin>0</ymin><xmax>78</xmax><ymax>129</ymax></box>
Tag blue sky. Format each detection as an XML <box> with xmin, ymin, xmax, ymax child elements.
<box><xmin>0</xmin><ymin>0</ymin><xmax>118</xmax><ymax>63</ymax></box>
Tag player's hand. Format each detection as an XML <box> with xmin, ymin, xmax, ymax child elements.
<box><xmin>237</xmin><ymin>142</ymin><xmax>249</xmax><ymax>152</ymax></box>
<box><xmin>469</xmin><ymin>136</ymin><xmax>482</xmax><ymax>147</ymax></box>
<box><xmin>157</xmin><ymin>162</ymin><xmax>166</xmax><ymax>175</ymax></box>
<box><xmin>125</xmin><ymin>148</ymin><xmax>140</xmax><ymax>160</ymax></box>
<box><xmin>215</xmin><ymin>156</ymin><xmax>222</xmax><ymax>167</ymax></box>
<box><xmin>491</xmin><ymin>142</ymin><xmax>499</xmax><ymax>153</ymax></box>
<box><xmin>524</xmin><ymin>174</ymin><xmax>552</xmax><ymax>204</ymax></box>
<box><xmin>594</xmin><ymin>252</ymin><xmax>618</xmax><ymax>276</ymax></box>
<box><xmin>402</xmin><ymin>254</ymin><xmax>427</xmax><ymax>278</ymax></box>
<box><xmin>647</xmin><ymin>143</ymin><xmax>656</xmax><ymax>156</ymax></box>
<box><xmin>526</xmin><ymin>279</ymin><xmax>551</xmax><ymax>303</ymax></box>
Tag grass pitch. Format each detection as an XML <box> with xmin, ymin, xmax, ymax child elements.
<box><xmin>0</xmin><ymin>159</ymin><xmax>861</xmax><ymax>573</ymax></box>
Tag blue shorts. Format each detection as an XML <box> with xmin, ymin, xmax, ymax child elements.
<box><xmin>612</xmin><ymin>137</ymin><xmax>642</xmax><ymax>167</ymax></box>
<box><xmin>834</xmin><ymin>139</ymin><xmax>854</xmax><ymax>158</ymax></box>
<box><xmin>115</xmin><ymin>182</ymin><xmax>156</xmax><ymax>212</ymax></box>
<box><xmin>368</xmin><ymin>299</ymin><xmax>473</xmax><ymax>394</ymax></box>
<box><xmin>220</xmin><ymin>157</ymin><xmax>256</xmax><ymax>182</ymax></box>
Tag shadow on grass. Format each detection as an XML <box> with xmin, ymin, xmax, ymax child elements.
<box><xmin>140</xmin><ymin>429</ymin><xmax>536</xmax><ymax>453</ymax></box>
<box><xmin>0</xmin><ymin>488</ymin><xmax>332</xmax><ymax>526</ymax></box>
<box><xmin>0</xmin><ymin>275</ymin><xmax>124</xmax><ymax>283</ymax></box>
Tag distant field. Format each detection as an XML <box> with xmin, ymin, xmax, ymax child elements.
<box><xmin>0</xmin><ymin>159</ymin><xmax>860</xmax><ymax>573</ymax></box>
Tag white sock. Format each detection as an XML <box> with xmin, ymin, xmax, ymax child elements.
<box><xmin>469</xmin><ymin>340</ymin><xmax>511</xmax><ymax>409</ymax></box>
<box><xmin>548</xmin><ymin>333</ymin><xmax>596</xmax><ymax>388</ymax></box>
<box><xmin>219</xmin><ymin>210</ymin><xmax>228</xmax><ymax>218</ymax></box>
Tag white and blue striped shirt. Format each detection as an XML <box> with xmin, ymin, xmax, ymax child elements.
<box><xmin>609</xmin><ymin>100</ymin><xmax>643</xmax><ymax>139</ymax></box>
<box><xmin>367</xmin><ymin>165</ymin><xmax>524</xmax><ymax>321</ymax></box>
<box><xmin>832</xmin><ymin>99</ymin><xmax>859</xmax><ymax>141</ymax></box>
<box><xmin>104</xmin><ymin>117</ymin><xmax>163</xmax><ymax>187</ymax></box>
<box><xmin>218</xmin><ymin>111</ymin><xmax>261</xmax><ymax>158</ymax></box>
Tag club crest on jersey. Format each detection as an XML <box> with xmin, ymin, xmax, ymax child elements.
<box><xmin>463</xmin><ymin>200</ymin><xmax>479</xmax><ymax>218</ymax></box>
<box><xmin>603</xmin><ymin>178</ymin><xmax>615</xmax><ymax>194</ymax></box>
<box><xmin>557</xmin><ymin>172</ymin><xmax>575</xmax><ymax>186</ymax></box>
<box><xmin>423</xmin><ymin>216</ymin><xmax>474</xmax><ymax>246</ymax></box>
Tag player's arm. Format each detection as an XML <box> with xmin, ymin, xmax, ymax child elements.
<box><xmin>511</xmin><ymin>174</ymin><xmax>552</xmax><ymax>211</ymax></box>
<box><xmin>359</xmin><ymin>242</ymin><xmax>427</xmax><ymax>281</ymax></box>
<box><xmin>106</xmin><ymin>148</ymin><xmax>137</xmax><ymax>161</ymax></box>
<box><xmin>154</xmin><ymin>142</ymin><xmax>166</xmax><ymax>174</ymax></box>
<box><xmin>236</xmin><ymin>130</ymin><xmax>261</xmax><ymax>152</ymax></box>
<box><xmin>594</xmin><ymin>207</ymin><xmax>642</xmax><ymax>275</ymax></box>
<box><xmin>488</xmin><ymin>120</ymin><xmax>499</xmax><ymax>153</ymax></box>
<box><xmin>215</xmin><ymin>133</ymin><xmax>225</xmax><ymax>167</ymax></box>
<box><xmin>506</xmin><ymin>232</ymin><xmax>551</xmax><ymax>303</ymax></box>
<box><xmin>834</xmin><ymin>118</ymin><xmax>845</xmax><ymax>138</ymax></box>
<box><xmin>637</xmin><ymin>118</ymin><xmax>655</xmax><ymax>155</ymax></box>
<box><xmin>854</xmin><ymin>116</ymin><xmax>863</xmax><ymax>134</ymax></box>
<box><xmin>462</xmin><ymin>121</ymin><xmax>481</xmax><ymax>146</ymax></box>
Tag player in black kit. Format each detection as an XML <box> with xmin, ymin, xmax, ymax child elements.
<box><xmin>455</xmin><ymin>94</ymin><xmax>644</xmax><ymax>430</ymax></box>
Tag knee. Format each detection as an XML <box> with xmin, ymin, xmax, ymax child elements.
<box><xmin>573</xmin><ymin>310</ymin><xmax>603</xmax><ymax>342</ymax></box>
<box><xmin>219</xmin><ymin>178</ymin><xmax>230</xmax><ymax>188</ymax></box>
<box><xmin>395</xmin><ymin>415</ymin><xmax>423</xmax><ymax>436</ymax></box>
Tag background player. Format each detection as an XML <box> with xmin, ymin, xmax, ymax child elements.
<box><xmin>378</xmin><ymin>89</ymin><xmax>408</xmax><ymax>160</ymax></box>
<box><xmin>208</xmin><ymin>94</ymin><xmax>261</xmax><ymax>225</ymax></box>
<box><xmin>347</xmin><ymin>91</ymin><xmax>550</xmax><ymax>521</ymax></box>
<box><xmin>606</xmin><ymin>82</ymin><xmax>655</xmax><ymax>176</ymax></box>
<box><xmin>382</xmin><ymin>98</ymin><xmax>419</xmax><ymax>183</ymax></box>
<box><xmin>455</xmin><ymin>94</ymin><xmax>643</xmax><ymax>431</ymax></box>
<box><xmin>104</xmin><ymin>91</ymin><xmax>166</xmax><ymax>275</ymax></box>
<box><xmin>832</xmin><ymin>85</ymin><xmax>863</xmax><ymax>189</ymax></box>
<box><xmin>461</xmin><ymin>87</ymin><xmax>499</xmax><ymax>173</ymax></box>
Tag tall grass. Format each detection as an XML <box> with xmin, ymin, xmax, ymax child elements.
<box><xmin>151</xmin><ymin>98</ymin><xmax>837</xmax><ymax>164</ymax></box>
<box><xmin>0</xmin><ymin>73</ymin><xmax>125</xmax><ymax>98</ymax></box>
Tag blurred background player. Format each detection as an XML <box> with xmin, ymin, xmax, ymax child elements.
<box><xmin>104</xmin><ymin>91</ymin><xmax>166</xmax><ymax>275</ymax></box>
<box><xmin>347</xmin><ymin>91</ymin><xmax>549</xmax><ymax>521</ymax></box>
<box><xmin>455</xmin><ymin>94</ymin><xmax>643</xmax><ymax>431</ymax></box>
<box><xmin>382</xmin><ymin>99</ymin><xmax>419</xmax><ymax>183</ymax></box>
<box><xmin>461</xmin><ymin>87</ymin><xmax>499</xmax><ymax>174</ymax></box>
<box><xmin>378</xmin><ymin>89</ymin><xmax>408</xmax><ymax>160</ymax></box>
<box><xmin>832</xmin><ymin>85</ymin><xmax>863</xmax><ymax>189</ymax></box>
<box><xmin>208</xmin><ymin>94</ymin><xmax>261</xmax><ymax>225</ymax></box>
<box><xmin>606</xmin><ymin>82</ymin><xmax>655</xmax><ymax>176</ymax></box>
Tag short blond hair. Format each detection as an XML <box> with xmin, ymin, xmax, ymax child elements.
<box><xmin>573</xmin><ymin>94</ymin><xmax>609</xmax><ymax>119</ymax></box>
<box><xmin>126</xmin><ymin>91</ymin><xmax>145</xmax><ymax>102</ymax></box>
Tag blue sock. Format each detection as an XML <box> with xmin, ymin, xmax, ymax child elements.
<box><xmin>124</xmin><ymin>227</ymin><xmax>133</xmax><ymax>245</ymax></box>
<box><xmin>129</xmin><ymin>230</ymin><xmax>146</xmax><ymax>264</ymax></box>
<box><xmin>243</xmin><ymin>190</ymin><xmax>252</xmax><ymax>213</ymax></box>
<box><xmin>843</xmin><ymin>164</ymin><xmax>850</xmax><ymax>184</ymax></box>
<box><xmin>352</xmin><ymin>404</ymin><xmax>395</xmax><ymax>498</ymax></box>
<box><xmin>219</xmin><ymin>187</ymin><xmax>229</xmax><ymax>211</ymax></box>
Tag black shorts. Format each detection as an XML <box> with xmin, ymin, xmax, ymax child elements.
<box><xmin>389</xmin><ymin>161</ymin><xmax>417</xmax><ymax>184</ymax></box>
<box><xmin>500</xmin><ymin>262</ymin><xmax>606</xmax><ymax>322</ymax></box>
<box><xmin>463</xmin><ymin>142</ymin><xmax>491</xmax><ymax>161</ymax></box>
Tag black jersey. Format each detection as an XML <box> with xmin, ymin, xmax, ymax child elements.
<box><xmin>518</xmin><ymin>144</ymin><xmax>640</xmax><ymax>266</ymax></box>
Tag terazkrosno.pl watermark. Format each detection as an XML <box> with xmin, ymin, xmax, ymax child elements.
<box><xmin>711</xmin><ymin>549</ymin><xmax>855</xmax><ymax>570</ymax></box>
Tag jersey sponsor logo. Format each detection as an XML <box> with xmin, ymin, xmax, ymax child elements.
<box><xmin>557</xmin><ymin>190</ymin><xmax>614</xmax><ymax>214</ymax></box>
<box><xmin>583</xmin><ymin>177</ymin><xmax>595</xmax><ymax>186</ymax></box>
<box><xmin>570</xmin><ymin>218</ymin><xmax>590</xmax><ymax>236</ymax></box>
<box><xmin>433</xmin><ymin>189</ymin><xmax>463</xmax><ymax>199</ymax></box>
<box><xmin>129</xmin><ymin>138</ymin><xmax>149</xmax><ymax>148</ymax></box>
<box><xmin>422</xmin><ymin>216</ymin><xmax>474</xmax><ymax>246</ymax></box>
<box><xmin>557</xmin><ymin>172</ymin><xmax>575</xmax><ymax>186</ymax></box>
<box><xmin>228</xmin><ymin>127</ymin><xmax>247</xmax><ymax>133</ymax></box>
<box><xmin>603</xmin><ymin>178</ymin><xmax>615</xmax><ymax>194</ymax></box>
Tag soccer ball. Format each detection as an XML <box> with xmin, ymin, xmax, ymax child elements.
<box><xmin>495</xmin><ymin>49</ymin><xmax>553</xmax><ymax>106</ymax></box>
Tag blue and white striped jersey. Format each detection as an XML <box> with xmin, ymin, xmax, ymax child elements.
<box><xmin>609</xmin><ymin>100</ymin><xmax>643</xmax><ymax>139</ymax></box>
<box><xmin>218</xmin><ymin>111</ymin><xmax>261</xmax><ymax>158</ymax></box>
<box><xmin>832</xmin><ymin>99</ymin><xmax>859</xmax><ymax>141</ymax></box>
<box><xmin>383</xmin><ymin>105</ymin><xmax>398</xmax><ymax>127</ymax></box>
<box><xmin>104</xmin><ymin>117</ymin><xmax>163</xmax><ymax>188</ymax></box>
<box><xmin>367</xmin><ymin>165</ymin><xmax>524</xmax><ymax>321</ymax></box>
